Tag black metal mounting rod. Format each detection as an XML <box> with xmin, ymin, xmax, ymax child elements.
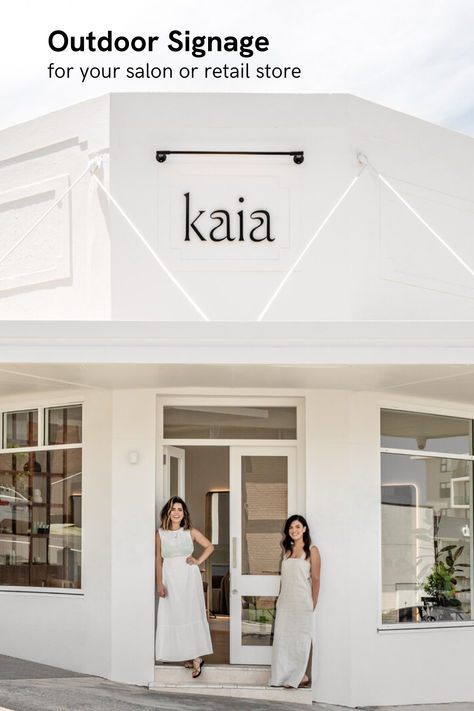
<box><xmin>156</xmin><ymin>150</ymin><xmax>304</xmax><ymax>164</ymax></box>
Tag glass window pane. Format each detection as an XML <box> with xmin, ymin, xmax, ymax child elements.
<box><xmin>163</xmin><ymin>406</ymin><xmax>296</xmax><ymax>440</ymax></box>
<box><xmin>241</xmin><ymin>596</ymin><xmax>276</xmax><ymax>646</ymax></box>
<box><xmin>46</xmin><ymin>405</ymin><xmax>82</xmax><ymax>445</ymax></box>
<box><xmin>0</xmin><ymin>449</ymin><xmax>82</xmax><ymax>589</ymax></box>
<box><xmin>4</xmin><ymin>410</ymin><xmax>38</xmax><ymax>448</ymax></box>
<box><xmin>241</xmin><ymin>455</ymin><xmax>287</xmax><ymax>575</ymax></box>
<box><xmin>381</xmin><ymin>409</ymin><xmax>472</xmax><ymax>455</ymax></box>
<box><xmin>381</xmin><ymin>452</ymin><xmax>472</xmax><ymax>624</ymax></box>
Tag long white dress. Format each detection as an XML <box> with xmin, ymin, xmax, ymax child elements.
<box><xmin>270</xmin><ymin>550</ymin><xmax>314</xmax><ymax>688</ymax></box>
<box><xmin>155</xmin><ymin>527</ymin><xmax>213</xmax><ymax>661</ymax></box>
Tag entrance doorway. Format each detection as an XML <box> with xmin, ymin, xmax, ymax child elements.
<box><xmin>161</xmin><ymin>440</ymin><xmax>297</xmax><ymax>664</ymax></box>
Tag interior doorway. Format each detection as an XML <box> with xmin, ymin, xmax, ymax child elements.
<box><xmin>164</xmin><ymin>445</ymin><xmax>230</xmax><ymax>663</ymax></box>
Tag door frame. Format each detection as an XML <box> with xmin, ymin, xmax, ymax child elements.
<box><xmin>155</xmin><ymin>395</ymin><xmax>306</xmax><ymax>665</ymax></box>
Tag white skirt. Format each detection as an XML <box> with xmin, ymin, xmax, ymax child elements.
<box><xmin>155</xmin><ymin>556</ymin><xmax>213</xmax><ymax>661</ymax></box>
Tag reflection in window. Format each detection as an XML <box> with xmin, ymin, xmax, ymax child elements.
<box><xmin>0</xmin><ymin>448</ymin><xmax>82</xmax><ymax>589</ymax></box>
<box><xmin>4</xmin><ymin>410</ymin><xmax>38</xmax><ymax>448</ymax></box>
<box><xmin>241</xmin><ymin>456</ymin><xmax>287</xmax><ymax>576</ymax></box>
<box><xmin>241</xmin><ymin>596</ymin><xmax>276</xmax><ymax>646</ymax></box>
<box><xmin>164</xmin><ymin>406</ymin><xmax>297</xmax><ymax>440</ymax></box>
<box><xmin>381</xmin><ymin>416</ymin><xmax>473</xmax><ymax>625</ymax></box>
<box><xmin>46</xmin><ymin>405</ymin><xmax>82</xmax><ymax>445</ymax></box>
<box><xmin>381</xmin><ymin>409</ymin><xmax>471</xmax><ymax>455</ymax></box>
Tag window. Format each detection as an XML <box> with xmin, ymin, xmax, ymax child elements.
<box><xmin>163</xmin><ymin>406</ymin><xmax>297</xmax><ymax>439</ymax></box>
<box><xmin>0</xmin><ymin>404</ymin><xmax>82</xmax><ymax>590</ymax></box>
<box><xmin>381</xmin><ymin>409</ymin><xmax>473</xmax><ymax>624</ymax></box>
<box><xmin>4</xmin><ymin>410</ymin><xmax>38</xmax><ymax>448</ymax></box>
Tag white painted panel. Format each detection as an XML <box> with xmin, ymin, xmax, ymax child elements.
<box><xmin>380</xmin><ymin>176</ymin><xmax>474</xmax><ymax>299</ymax></box>
<box><xmin>0</xmin><ymin>175</ymin><xmax>71</xmax><ymax>291</ymax></box>
<box><xmin>157</xmin><ymin>159</ymin><xmax>295</xmax><ymax>270</ymax></box>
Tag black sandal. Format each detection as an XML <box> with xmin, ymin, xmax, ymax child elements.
<box><xmin>192</xmin><ymin>658</ymin><xmax>205</xmax><ymax>678</ymax></box>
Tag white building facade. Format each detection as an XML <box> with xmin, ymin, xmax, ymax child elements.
<box><xmin>0</xmin><ymin>94</ymin><xmax>474</xmax><ymax>707</ymax></box>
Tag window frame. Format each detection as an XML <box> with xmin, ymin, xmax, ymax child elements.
<box><xmin>379</xmin><ymin>403</ymin><xmax>474</xmax><ymax>630</ymax></box>
<box><xmin>0</xmin><ymin>401</ymin><xmax>83</xmax><ymax>595</ymax></box>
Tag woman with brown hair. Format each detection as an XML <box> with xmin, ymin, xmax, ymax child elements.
<box><xmin>155</xmin><ymin>496</ymin><xmax>214</xmax><ymax>678</ymax></box>
<box><xmin>270</xmin><ymin>514</ymin><xmax>321</xmax><ymax>689</ymax></box>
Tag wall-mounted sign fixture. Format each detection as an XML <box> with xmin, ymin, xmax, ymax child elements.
<box><xmin>155</xmin><ymin>150</ymin><xmax>304</xmax><ymax>164</ymax></box>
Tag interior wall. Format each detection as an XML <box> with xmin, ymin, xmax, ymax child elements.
<box><xmin>183</xmin><ymin>446</ymin><xmax>229</xmax><ymax>533</ymax></box>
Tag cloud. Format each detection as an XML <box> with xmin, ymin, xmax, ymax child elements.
<box><xmin>1</xmin><ymin>0</ymin><xmax>473</xmax><ymax>135</ymax></box>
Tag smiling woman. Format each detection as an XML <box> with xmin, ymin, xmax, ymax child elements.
<box><xmin>155</xmin><ymin>496</ymin><xmax>214</xmax><ymax>678</ymax></box>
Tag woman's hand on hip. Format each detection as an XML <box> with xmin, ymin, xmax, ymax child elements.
<box><xmin>186</xmin><ymin>556</ymin><xmax>199</xmax><ymax>565</ymax></box>
<box><xmin>157</xmin><ymin>583</ymin><xmax>167</xmax><ymax>598</ymax></box>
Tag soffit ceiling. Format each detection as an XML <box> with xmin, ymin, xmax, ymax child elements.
<box><xmin>0</xmin><ymin>364</ymin><xmax>474</xmax><ymax>404</ymax></box>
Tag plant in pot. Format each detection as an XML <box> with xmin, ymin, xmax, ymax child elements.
<box><xmin>424</xmin><ymin>544</ymin><xmax>469</xmax><ymax>607</ymax></box>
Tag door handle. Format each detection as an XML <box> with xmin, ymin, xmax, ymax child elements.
<box><xmin>232</xmin><ymin>537</ymin><xmax>237</xmax><ymax>569</ymax></box>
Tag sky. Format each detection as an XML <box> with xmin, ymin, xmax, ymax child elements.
<box><xmin>1</xmin><ymin>0</ymin><xmax>474</xmax><ymax>135</ymax></box>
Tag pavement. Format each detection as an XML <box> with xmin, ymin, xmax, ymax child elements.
<box><xmin>0</xmin><ymin>655</ymin><xmax>473</xmax><ymax>711</ymax></box>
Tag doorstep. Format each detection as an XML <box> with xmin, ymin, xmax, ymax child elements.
<box><xmin>150</xmin><ymin>664</ymin><xmax>312</xmax><ymax>704</ymax></box>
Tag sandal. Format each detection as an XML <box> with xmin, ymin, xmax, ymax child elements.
<box><xmin>192</xmin><ymin>657</ymin><xmax>205</xmax><ymax>679</ymax></box>
<box><xmin>184</xmin><ymin>661</ymin><xmax>193</xmax><ymax>668</ymax></box>
<box><xmin>298</xmin><ymin>676</ymin><xmax>310</xmax><ymax>688</ymax></box>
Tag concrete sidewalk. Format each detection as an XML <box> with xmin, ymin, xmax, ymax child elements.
<box><xmin>0</xmin><ymin>655</ymin><xmax>309</xmax><ymax>711</ymax></box>
<box><xmin>0</xmin><ymin>655</ymin><xmax>473</xmax><ymax>711</ymax></box>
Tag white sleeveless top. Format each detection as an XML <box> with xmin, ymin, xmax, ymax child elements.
<box><xmin>159</xmin><ymin>527</ymin><xmax>193</xmax><ymax>558</ymax></box>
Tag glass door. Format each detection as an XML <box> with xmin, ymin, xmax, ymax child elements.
<box><xmin>163</xmin><ymin>446</ymin><xmax>185</xmax><ymax>502</ymax></box>
<box><xmin>229</xmin><ymin>446</ymin><xmax>296</xmax><ymax>664</ymax></box>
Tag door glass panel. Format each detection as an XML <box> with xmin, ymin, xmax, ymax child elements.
<box><xmin>169</xmin><ymin>457</ymin><xmax>179</xmax><ymax>497</ymax></box>
<box><xmin>164</xmin><ymin>406</ymin><xmax>296</xmax><ymax>440</ymax></box>
<box><xmin>241</xmin><ymin>456</ymin><xmax>287</xmax><ymax>575</ymax></box>
<box><xmin>241</xmin><ymin>596</ymin><xmax>276</xmax><ymax>645</ymax></box>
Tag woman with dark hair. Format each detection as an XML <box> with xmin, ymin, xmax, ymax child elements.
<box><xmin>270</xmin><ymin>514</ymin><xmax>321</xmax><ymax>689</ymax></box>
<box><xmin>155</xmin><ymin>496</ymin><xmax>214</xmax><ymax>678</ymax></box>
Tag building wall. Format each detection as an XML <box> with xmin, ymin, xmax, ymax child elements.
<box><xmin>1</xmin><ymin>384</ymin><xmax>474</xmax><ymax>705</ymax></box>
<box><xmin>109</xmin><ymin>93</ymin><xmax>474</xmax><ymax>321</ymax></box>
<box><xmin>307</xmin><ymin>389</ymin><xmax>474</xmax><ymax>707</ymax></box>
<box><xmin>0</xmin><ymin>386</ymin><xmax>113</xmax><ymax>677</ymax></box>
<box><xmin>0</xmin><ymin>95</ymin><xmax>111</xmax><ymax>319</ymax></box>
<box><xmin>109</xmin><ymin>389</ymin><xmax>157</xmax><ymax>684</ymax></box>
<box><xmin>3</xmin><ymin>92</ymin><xmax>474</xmax><ymax>322</ymax></box>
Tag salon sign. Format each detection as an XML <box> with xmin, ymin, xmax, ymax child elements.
<box><xmin>157</xmin><ymin>166</ymin><xmax>293</xmax><ymax>269</ymax></box>
<box><xmin>183</xmin><ymin>191</ymin><xmax>273</xmax><ymax>243</ymax></box>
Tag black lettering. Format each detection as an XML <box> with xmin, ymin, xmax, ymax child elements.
<box><xmin>49</xmin><ymin>30</ymin><xmax>69</xmax><ymax>51</ymax></box>
<box><xmin>250</xmin><ymin>210</ymin><xmax>273</xmax><ymax>242</ymax></box>
<box><xmin>168</xmin><ymin>30</ymin><xmax>183</xmax><ymax>52</ymax></box>
<box><xmin>184</xmin><ymin>193</ymin><xmax>206</xmax><ymax>241</ymax></box>
<box><xmin>210</xmin><ymin>211</ymin><xmax>231</xmax><ymax>241</ymax></box>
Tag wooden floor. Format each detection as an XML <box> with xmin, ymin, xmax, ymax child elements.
<box><xmin>208</xmin><ymin>615</ymin><xmax>229</xmax><ymax>664</ymax></box>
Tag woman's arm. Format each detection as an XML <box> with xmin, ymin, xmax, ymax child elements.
<box><xmin>155</xmin><ymin>531</ymin><xmax>166</xmax><ymax>597</ymax></box>
<box><xmin>310</xmin><ymin>546</ymin><xmax>321</xmax><ymax>610</ymax></box>
<box><xmin>187</xmin><ymin>528</ymin><xmax>214</xmax><ymax>566</ymax></box>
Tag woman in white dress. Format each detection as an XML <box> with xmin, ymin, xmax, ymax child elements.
<box><xmin>155</xmin><ymin>496</ymin><xmax>214</xmax><ymax>678</ymax></box>
<box><xmin>270</xmin><ymin>514</ymin><xmax>321</xmax><ymax>689</ymax></box>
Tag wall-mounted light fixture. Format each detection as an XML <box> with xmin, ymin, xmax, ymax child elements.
<box><xmin>155</xmin><ymin>150</ymin><xmax>304</xmax><ymax>164</ymax></box>
<box><xmin>128</xmin><ymin>450</ymin><xmax>139</xmax><ymax>465</ymax></box>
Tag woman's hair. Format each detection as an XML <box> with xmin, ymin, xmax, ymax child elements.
<box><xmin>282</xmin><ymin>514</ymin><xmax>312</xmax><ymax>559</ymax></box>
<box><xmin>160</xmin><ymin>496</ymin><xmax>192</xmax><ymax>531</ymax></box>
